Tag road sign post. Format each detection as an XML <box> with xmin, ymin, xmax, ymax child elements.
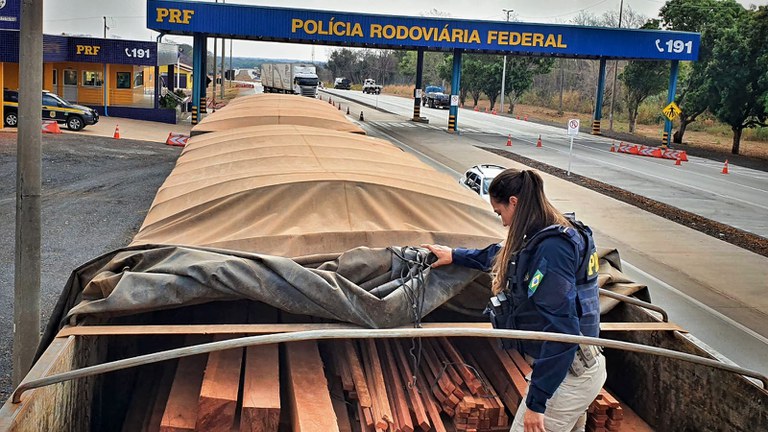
<box><xmin>567</xmin><ymin>119</ymin><xmax>579</xmax><ymax>175</ymax></box>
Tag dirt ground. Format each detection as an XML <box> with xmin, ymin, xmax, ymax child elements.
<box><xmin>0</xmin><ymin>132</ymin><xmax>181</xmax><ymax>402</ymax></box>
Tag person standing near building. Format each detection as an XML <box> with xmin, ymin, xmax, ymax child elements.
<box><xmin>424</xmin><ymin>168</ymin><xmax>606</xmax><ymax>432</ymax></box>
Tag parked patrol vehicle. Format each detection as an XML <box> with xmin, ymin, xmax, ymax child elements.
<box><xmin>2</xmin><ymin>89</ymin><xmax>99</xmax><ymax>131</ymax></box>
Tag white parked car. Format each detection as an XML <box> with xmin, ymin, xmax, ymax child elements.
<box><xmin>459</xmin><ymin>164</ymin><xmax>506</xmax><ymax>202</ymax></box>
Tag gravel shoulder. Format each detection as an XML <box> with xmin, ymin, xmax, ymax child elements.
<box><xmin>0</xmin><ymin>132</ymin><xmax>180</xmax><ymax>402</ymax></box>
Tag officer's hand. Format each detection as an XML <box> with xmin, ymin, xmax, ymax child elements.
<box><xmin>523</xmin><ymin>409</ymin><xmax>546</xmax><ymax>432</ymax></box>
<box><xmin>421</xmin><ymin>244</ymin><xmax>452</xmax><ymax>268</ymax></box>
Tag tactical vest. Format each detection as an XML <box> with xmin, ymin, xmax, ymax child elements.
<box><xmin>488</xmin><ymin>216</ymin><xmax>600</xmax><ymax>356</ymax></box>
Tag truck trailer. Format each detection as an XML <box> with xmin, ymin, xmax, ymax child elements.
<box><xmin>261</xmin><ymin>63</ymin><xmax>319</xmax><ymax>97</ymax></box>
<box><xmin>1</xmin><ymin>94</ymin><xmax>766</xmax><ymax>432</ymax></box>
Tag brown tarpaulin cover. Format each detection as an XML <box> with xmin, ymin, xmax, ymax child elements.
<box><xmin>190</xmin><ymin>93</ymin><xmax>366</xmax><ymax>135</ymax></box>
<box><xmin>131</xmin><ymin>124</ymin><xmax>504</xmax><ymax>257</ymax></box>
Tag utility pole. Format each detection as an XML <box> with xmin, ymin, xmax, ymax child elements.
<box><xmin>103</xmin><ymin>16</ymin><xmax>109</xmax><ymax>38</ymax></box>
<box><xmin>14</xmin><ymin>0</ymin><xmax>43</xmax><ymax>387</ymax></box>
<box><xmin>499</xmin><ymin>9</ymin><xmax>513</xmax><ymax>114</ymax></box>
<box><xmin>608</xmin><ymin>0</ymin><xmax>624</xmax><ymax>131</ymax></box>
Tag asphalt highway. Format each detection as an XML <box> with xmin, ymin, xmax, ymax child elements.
<box><xmin>324</xmin><ymin>89</ymin><xmax>768</xmax><ymax>238</ymax></box>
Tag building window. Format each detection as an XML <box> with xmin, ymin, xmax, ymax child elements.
<box><xmin>52</xmin><ymin>69</ymin><xmax>58</xmax><ymax>86</ymax></box>
<box><xmin>82</xmin><ymin>71</ymin><xmax>103</xmax><ymax>87</ymax></box>
<box><xmin>63</xmin><ymin>69</ymin><xmax>77</xmax><ymax>86</ymax></box>
<box><xmin>134</xmin><ymin>71</ymin><xmax>144</xmax><ymax>87</ymax></box>
<box><xmin>116</xmin><ymin>72</ymin><xmax>132</xmax><ymax>89</ymax></box>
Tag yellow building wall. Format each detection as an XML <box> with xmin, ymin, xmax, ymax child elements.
<box><xmin>2</xmin><ymin>61</ymin><xmax>149</xmax><ymax>108</ymax></box>
<box><xmin>43</xmin><ymin>63</ymin><xmax>54</xmax><ymax>92</ymax></box>
<box><xmin>3</xmin><ymin>63</ymin><xmax>19</xmax><ymax>89</ymax></box>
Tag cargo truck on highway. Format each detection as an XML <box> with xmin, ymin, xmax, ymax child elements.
<box><xmin>261</xmin><ymin>63</ymin><xmax>319</xmax><ymax>97</ymax></box>
<box><xmin>1</xmin><ymin>94</ymin><xmax>766</xmax><ymax>432</ymax></box>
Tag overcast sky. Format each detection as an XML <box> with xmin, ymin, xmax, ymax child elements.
<box><xmin>43</xmin><ymin>0</ymin><xmax>768</xmax><ymax>63</ymax></box>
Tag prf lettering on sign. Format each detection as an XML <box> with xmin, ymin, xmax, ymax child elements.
<box><xmin>156</xmin><ymin>8</ymin><xmax>194</xmax><ymax>24</ymax></box>
<box><xmin>76</xmin><ymin>45</ymin><xmax>101</xmax><ymax>55</ymax></box>
<box><xmin>587</xmin><ymin>251</ymin><xmax>600</xmax><ymax>277</ymax></box>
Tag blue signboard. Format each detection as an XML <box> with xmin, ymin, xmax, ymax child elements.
<box><xmin>0</xmin><ymin>0</ymin><xmax>20</xmax><ymax>31</ymax></box>
<box><xmin>67</xmin><ymin>37</ymin><xmax>162</xmax><ymax>66</ymax></box>
<box><xmin>0</xmin><ymin>31</ymin><xmax>177</xmax><ymax>65</ymax></box>
<box><xmin>147</xmin><ymin>0</ymin><xmax>700</xmax><ymax>61</ymax></box>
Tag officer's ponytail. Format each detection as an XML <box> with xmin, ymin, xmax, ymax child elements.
<box><xmin>488</xmin><ymin>169</ymin><xmax>570</xmax><ymax>294</ymax></box>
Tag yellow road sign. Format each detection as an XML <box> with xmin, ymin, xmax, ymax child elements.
<box><xmin>662</xmin><ymin>101</ymin><xmax>682</xmax><ymax>121</ymax></box>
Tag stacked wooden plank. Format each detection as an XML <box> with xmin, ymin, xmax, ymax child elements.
<box><xmin>326</xmin><ymin>338</ymin><xmax>510</xmax><ymax>432</ymax></box>
<box><xmin>586</xmin><ymin>390</ymin><xmax>623</xmax><ymax>432</ymax></box>
<box><xmin>123</xmin><ymin>333</ymin><xmax>634</xmax><ymax>432</ymax></box>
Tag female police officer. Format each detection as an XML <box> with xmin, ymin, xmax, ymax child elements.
<box><xmin>424</xmin><ymin>168</ymin><xmax>606</xmax><ymax>432</ymax></box>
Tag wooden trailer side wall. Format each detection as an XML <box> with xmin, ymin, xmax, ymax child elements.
<box><xmin>0</xmin><ymin>336</ymin><xmax>102</xmax><ymax>432</ymax></box>
<box><xmin>603</xmin><ymin>304</ymin><xmax>768</xmax><ymax>432</ymax></box>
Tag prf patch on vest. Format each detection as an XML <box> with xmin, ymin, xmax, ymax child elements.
<box><xmin>587</xmin><ymin>251</ymin><xmax>599</xmax><ymax>277</ymax></box>
<box><xmin>528</xmin><ymin>269</ymin><xmax>544</xmax><ymax>296</ymax></box>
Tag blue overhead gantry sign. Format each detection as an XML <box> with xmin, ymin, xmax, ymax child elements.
<box><xmin>148</xmin><ymin>0</ymin><xmax>699</xmax><ymax>61</ymax></box>
<box><xmin>147</xmin><ymin>0</ymin><xmax>700</xmax><ymax>143</ymax></box>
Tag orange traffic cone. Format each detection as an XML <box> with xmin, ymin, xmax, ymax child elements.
<box><xmin>359</xmin><ymin>111</ymin><xmax>365</xmax><ymax>121</ymax></box>
<box><xmin>536</xmin><ymin>135</ymin><xmax>543</xmax><ymax>148</ymax></box>
<box><xmin>506</xmin><ymin>134</ymin><xmax>512</xmax><ymax>147</ymax></box>
<box><xmin>485</xmin><ymin>107</ymin><xmax>489</xmax><ymax>113</ymax></box>
<box><xmin>113</xmin><ymin>124</ymin><xmax>120</xmax><ymax>139</ymax></box>
<box><xmin>41</xmin><ymin>120</ymin><xmax>62</xmax><ymax>134</ymax></box>
<box><xmin>474</xmin><ymin>105</ymin><xmax>479</xmax><ymax>112</ymax></box>
<box><xmin>516</xmin><ymin>116</ymin><xmax>520</xmax><ymax>120</ymax></box>
<box><xmin>610</xmin><ymin>143</ymin><xmax>616</xmax><ymax>152</ymax></box>
<box><xmin>675</xmin><ymin>158</ymin><xmax>682</xmax><ymax>166</ymax></box>
<box><xmin>347</xmin><ymin>106</ymin><xmax>350</xmax><ymax>115</ymax></box>
<box><xmin>524</xmin><ymin>115</ymin><xmax>529</xmax><ymax>121</ymax></box>
<box><xmin>721</xmin><ymin>160</ymin><xmax>729</xmax><ymax>174</ymax></box>
<box><xmin>492</xmin><ymin>108</ymin><xmax>497</xmax><ymax>115</ymax></box>
<box><xmin>329</xmin><ymin>97</ymin><xmax>333</xmax><ymax>105</ymax></box>
<box><xmin>338</xmin><ymin>103</ymin><xmax>341</xmax><ymax>110</ymax></box>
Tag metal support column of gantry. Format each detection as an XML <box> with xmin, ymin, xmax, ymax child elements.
<box><xmin>662</xmin><ymin>60</ymin><xmax>680</xmax><ymax>147</ymax></box>
<box><xmin>447</xmin><ymin>49</ymin><xmax>462</xmax><ymax>134</ymax></box>
<box><xmin>191</xmin><ymin>34</ymin><xmax>205</xmax><ymax>125</ymax></box>
<box><xmin>412</xmin><ymin>48</ymin><xmax>424</xmax><ymax>122</ymax></box>
<box><xmin>592</xmin><ymin>58</ymin><xmax>607</xmax><ymax>135</ymax></box>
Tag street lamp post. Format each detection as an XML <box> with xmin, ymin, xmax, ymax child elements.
<box><xmin>500</xmin><ymin>9</ymin><xmax>513</xmax><ymax>114</ymax></box>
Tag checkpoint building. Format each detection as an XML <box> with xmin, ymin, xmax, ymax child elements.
<box><xmin>1</xmin><ymin>0</ymin><xmax>180</xmax><ymax>130</ymax></box>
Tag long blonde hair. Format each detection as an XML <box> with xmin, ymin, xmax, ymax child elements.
<box><xmin>489</xmin><ymin>169</ymin><xmax>570</xmax><ymax>294</ymax></box>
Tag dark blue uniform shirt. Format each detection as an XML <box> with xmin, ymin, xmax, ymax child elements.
<box><xmin>453</xmin><ymin>235</ymin><xmax>584</xmax><ymax>413</ymax></box>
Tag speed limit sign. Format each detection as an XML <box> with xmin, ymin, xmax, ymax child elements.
<box><xmin>567</xmin><ymin>119</ymin><xmax>580</xmax><ymax>135</ymax></box>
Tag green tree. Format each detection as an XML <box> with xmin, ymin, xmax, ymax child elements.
<box><xmin>619</xmin><ymin>60</ymin><xmax>668</xmax><ymax>132</ymax></box>
<box><xmin>327</xmin><ymin>49</ymin><xmax>362</xmax><ymax>82</ymax></box>
<box><xmin>659</xmin><ymin>0</ymin><xmax>747</xmax><ymax>143</ymax></box>
<box><xmin>502</xmin><ymin>56</ymin><xmax>554</xmax><ymax>114</ymax></box>
<box><xmin>398</xmin><ymin>51</ymin><xmax>445</xmax><ymax>87</ymax></box>
<box><xmin>705</xmin><ymin>8</ymin><xmax>768</xmax><ymax>154</ymax></box>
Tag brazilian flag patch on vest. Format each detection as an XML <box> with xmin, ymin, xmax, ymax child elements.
<box><xmin>528</xmin><ymin>269</ymin><xmax>544</xmax><ymax>296</ymax></box>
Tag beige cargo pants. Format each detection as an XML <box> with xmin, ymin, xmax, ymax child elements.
<box><xmin>509</xmin><ymin>353</ymin><xmax>607</xmax><ymax>432</ymax></box>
